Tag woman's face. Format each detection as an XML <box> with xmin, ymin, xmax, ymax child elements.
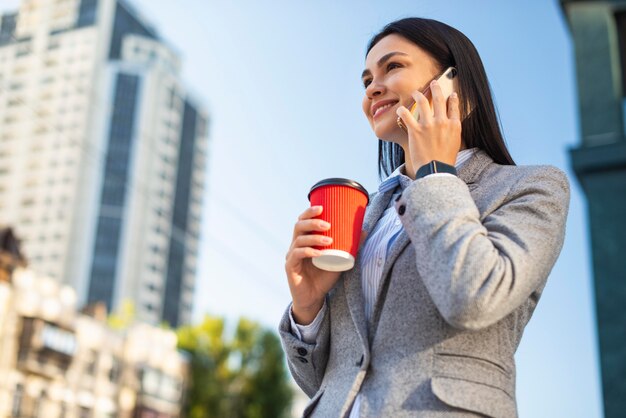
<box><xmin>361</xmin><ymin>34</ymin><xmax>441</xmax><ymax>143</ymax></box>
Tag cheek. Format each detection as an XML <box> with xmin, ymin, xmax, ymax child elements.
<box><xmin>390</xmin><ymin>73</ymin><xmax>420</xmax><ymax>97</ymax></box>
<box><xmin>362</xmin><ymin>98</ymin><xmax>372</xmax><ymax>121</ymax></box>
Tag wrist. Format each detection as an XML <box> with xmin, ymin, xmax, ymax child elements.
<box><xmin>292</xmin><ymin>300</ymin><xmax>324</xmax><ymax>325</ymax></box>
<box><xmin>415</xmin><ymin>160</ymin><xmax>457</xmax><ymax>179</ymax></box>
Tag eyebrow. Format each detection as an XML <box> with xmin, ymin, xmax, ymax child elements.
<box><xmin>361</xmin><ymin>51</ymin><xmax>410</xmax><ymax>79</ymax></box>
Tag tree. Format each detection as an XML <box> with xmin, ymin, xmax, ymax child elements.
<box><xmin>177</xmin><ymin>315</ymin><xmax>293</xmax><ymax>418</ymax></box>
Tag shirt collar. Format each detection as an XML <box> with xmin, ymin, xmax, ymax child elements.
<box><xmin>377</xmin><ymin>147</ymin><xmax>479</xmax><ymax>194</ymax></box>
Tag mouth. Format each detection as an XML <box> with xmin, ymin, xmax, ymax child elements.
<box><xmin>372</xmin><ymin>100</ymin><xmax>399</xmax><ymax>119</ymax></box>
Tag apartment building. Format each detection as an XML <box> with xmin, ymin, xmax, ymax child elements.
<box><xmin>0</xmin><ymin>0</ymin><xmax>208</xmax><ymax>326</ymax></box>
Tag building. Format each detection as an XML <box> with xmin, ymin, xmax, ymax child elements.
<box><xmin>0</xmin><ymin>227</ymin><xmax>26</xmax><ymax>283</ymax></box>
<box><xmin>560</xmin><ymin>1</ymin><xmax>626</xmax><ymax>416</ymax></box>
<box><xmin>0</xmin><ymin>0</ymin><xmax>209</xmax><ymax>327</ymax></box>
<box><xmin>0</xmin><ymin>267</ymin><xmax>189</xmax><ymax>418</ymax></box>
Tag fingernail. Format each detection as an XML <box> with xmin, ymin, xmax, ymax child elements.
<box><xmin>322</xmin><ymin>236</ymin><xmax>332</xmax><ymax>244</ymax></box>
<box><xmin>320</xmin><ymin>221</ymin><xmax>331</xmax><ymax>229</ymax></box>
<box><xmin>431</xmin><ymin>79</ymin><xmax>438</xmax><ymax>86</ymax></box>
<box><xmin>451</xmin><ymin>92</ymin><xmax>458</xmax><ymax>99</ymax></box>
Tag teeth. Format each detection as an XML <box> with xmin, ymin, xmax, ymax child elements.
<box><xmin>374</xmin><ymin>102</ymin><xmax>396</xmax><ymax>116</ymax></box>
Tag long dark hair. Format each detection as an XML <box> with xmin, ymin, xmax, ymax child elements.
<box><xmin>367</xmin><ymin>18</ymin><xmax>515</xmax><ymax>179</ymax></box>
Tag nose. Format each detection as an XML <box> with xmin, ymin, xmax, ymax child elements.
<box><xmin>365</xmin><ymin>80</ymin><xmax>385</xmax><ymax>99</ymax></box>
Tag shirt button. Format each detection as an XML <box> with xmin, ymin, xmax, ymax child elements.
<box><xmin>297</xmin><ymin>347</ymin><xmax>308</xmax><ymax>356</ymax></box>
<box><xmin>398</xmin><ymin>205</ymin><xmax>406</xmax><ymax>215</ymax></box>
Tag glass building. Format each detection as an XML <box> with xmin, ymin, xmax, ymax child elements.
<box><xmin>0</xmin><ymin>0</ymin><xmax>209</xmax><ymax>327</ymax></box>
<box><xmin>561</xmin><ymin>1</ymin><xmax>626</xmax><ymax>416</ymax></box>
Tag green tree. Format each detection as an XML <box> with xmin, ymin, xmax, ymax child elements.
<box><xmin>177</xmin><ymin>315</ymin><xmax>293</xmax><ymax>418</ymax></box>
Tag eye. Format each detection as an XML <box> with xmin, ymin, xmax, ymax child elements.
<box><xmin>362</xmin><ymin>78</ymin><xmax>372</xmax><ymax>88</ymax></box>
<box><xmin>386</xmin><ymin>62</ymin><xmax>402</xmax><ymax>71</ymax></box>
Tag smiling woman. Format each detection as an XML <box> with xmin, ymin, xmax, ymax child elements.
<box><xmin>280</xmin><ymin>17</ymin><xmax>570</xmax><ymax>417</ymax></box>
<box><xmin>363</xmin><ymin>21</ymin><xmax>515</xmax><ymax>180</ymax></box>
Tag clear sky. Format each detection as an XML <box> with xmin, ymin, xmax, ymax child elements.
<box><xmin>1</xmin><ymin>0</ymin><xmax>603</xmax><ymax>416</ymax></box>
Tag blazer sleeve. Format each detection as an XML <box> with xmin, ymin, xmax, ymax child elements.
<box><xmin>278</xmin><ymin>301</ymin><xmax>330</xmax><ymax>397</ymax></box>
<box><xmin>394</xmin><ymin>165</ymin><xmax>570</xmax><ymax>330</ymax></box>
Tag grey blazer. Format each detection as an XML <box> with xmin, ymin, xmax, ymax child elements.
<box><xmin>279</xmin><ymin>150</ymin><xmax>570</xmax><ymax>417</ymax></box>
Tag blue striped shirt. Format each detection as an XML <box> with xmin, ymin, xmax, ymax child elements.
<box><xmin>290</xmin><ymin>148</ymin><xmax>478</xmax><ymax>415</ymax></box>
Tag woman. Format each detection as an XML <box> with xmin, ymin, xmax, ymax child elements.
<box><xmin>280</xmin><ymin>17</ymin><xmax>569</xmax><ymax>417</ymax></box>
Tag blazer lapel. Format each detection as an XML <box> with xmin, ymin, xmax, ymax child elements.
<box><xmin>367</xmin><ymin>150</ymin><xmax>494</xmax><ymax>340</ymax></box>
<box><xmin>367</xmin><ymin>229</ymin><xmax>411</xmax><ymax>340</ymax></box>
<box><xmin>457</xmin><ymin>149</ymin><xmax>492</xmax><ymax>186</ymax></box>
<box><xmin>344</xmin><ymin>189</ymin><xmax>393</xmax><ymax>347</ymax></box>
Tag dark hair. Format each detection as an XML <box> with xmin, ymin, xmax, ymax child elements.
<box><xmin>367</xmin><ymin>18</ymin><xmax>515</xmax><ymax>179</ymax></box>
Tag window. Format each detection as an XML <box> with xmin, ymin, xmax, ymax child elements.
<box><xmin>109</xmin><ymin>357</ymin><xmax>121</xmax><ymax>382</ymax></box>
<box><xmin>11</xmin><ymin>383</ymin><xmax>23</xmax><ymax>417</ymax></box>
<box><xmin>85</xmin><ymin>350</ymin><xmax>98</xmax><ymax>375</ymax></box>
<box><xmin>15</xmin><ymin>42</ymin><xmax>31</xmax><ymax>57</ymax></box>
<box><xmin>47</xmin><ymin>37</ymin><xmax>60</xmax><ymax>50</ymax></box>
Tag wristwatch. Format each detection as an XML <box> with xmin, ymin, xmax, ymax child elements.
<box><xmin>415</xmin><ymin>160</ymin><xmax>457</xmax><ymax>179</ymax></box>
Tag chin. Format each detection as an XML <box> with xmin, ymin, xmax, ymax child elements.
<box><xmin>373</xmin><ymin>124</ymin><xmax>405</xmax><ymax>145</ymax></box>
<box><xmin>372</xmin><ymin>120</ymin><xmax>394</xmax><ymax>139</ymax></box>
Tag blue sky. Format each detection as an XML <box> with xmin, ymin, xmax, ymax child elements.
<box><xmin>1</xmin><ymin>0</ymin><xmax>603</xmax><ymax>416</ymax></box>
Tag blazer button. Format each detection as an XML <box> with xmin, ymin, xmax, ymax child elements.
<box><xmin>296</xmin><ymin>356</ymin><xmax>308</xmax><ymax>364</ymax></box>
<box><xmin>398</xmin><ymin>204</ymin><xmax>406</xmax><ymax>215</ymax></box>
<box><xmin>297</xmin><ymin>347</ymin><xmax>308</xmax><ymax>356</ymax></box>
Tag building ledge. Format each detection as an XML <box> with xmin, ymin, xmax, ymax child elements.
<box><xmin>570</xmin><ymin>141</ymin><xmax>626</xmax><ymax>175</ymax></box>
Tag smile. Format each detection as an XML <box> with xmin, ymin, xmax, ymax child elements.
<box><xmin>372</xmin><ymin>100</ymin><xmax>399</xmax><ymax>118</ymax></box>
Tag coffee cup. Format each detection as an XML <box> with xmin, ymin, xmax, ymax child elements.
<box><xmin>308</xmin><ymin>178</ymin><xmax>369</xmax><ymax>272</ymax></box>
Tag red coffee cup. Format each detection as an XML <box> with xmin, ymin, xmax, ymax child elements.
<box><xmin>308</xmin><ymin>178</ymin><xmax>369</xmax><ymax>272</ymax></box>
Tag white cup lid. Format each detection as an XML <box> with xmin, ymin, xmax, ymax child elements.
<box><xmin>312</xmin><ymin>250</ymin><xmax>355</xmax><ymax>272</ymax></box>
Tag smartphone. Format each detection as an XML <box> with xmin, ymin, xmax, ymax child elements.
<box><xmin>398</xmin><ymin>66</ymin><xmax>458</xmax><ymax>130</ymax></box>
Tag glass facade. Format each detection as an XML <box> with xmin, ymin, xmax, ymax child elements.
<box><xmin>162</xmin><ymin>101</ymin><xmax>198</xmax><ymax>327</ymax></box>
<box><xmin>109</xmin><ymin>0</ymin><xmax>158</xmax><ymax>59</ymax></box>
<box><xmin>0</xmin><ymin>13</ymin><xmax>17</xmax><ymax>46</ymax></box>
<box><xmin>76</xmin><ymin>0</ymin><xmax>99</xmax><ymax>28</ymax></box>
<box><xmin>87</xmin><ymin>73</ymin><xmax>140</xmax><ymax>310</ymax></box>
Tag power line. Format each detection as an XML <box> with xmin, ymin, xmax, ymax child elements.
<box><xmin>0</xmin><ymin>26</ymin><xmax>290</xmax><ymax>295</ymax></box>
<box><xmin>203</xmin><ymin>231</ymin><xmax>288</xmax><ymax>302</ymax></box>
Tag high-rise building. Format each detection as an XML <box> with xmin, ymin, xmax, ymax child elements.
<box><xmin>0</xmin><ymin>0</ymin><xmax>209</xmax><ymax>326</ymax></box>
<box><xmin>560</xmin><ymin>1</ymin><xmax>626</xmax><ymax>416</ymax></box>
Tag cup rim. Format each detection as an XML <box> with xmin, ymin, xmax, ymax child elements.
<box><xmin>308</xmin><ymin>178</ymin><xmax>369</xmax><ymax>203</ymax></box>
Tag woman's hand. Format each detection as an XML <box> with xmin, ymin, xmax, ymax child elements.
<box><xmin>396</xmin><ymin>79</ymin><xmax>462</xmax><ymax>174</ymax></box>
<box><xmin>285</xmin><ymin>206</ymin><xmax>342</xmax><ymax>325</ymax></box>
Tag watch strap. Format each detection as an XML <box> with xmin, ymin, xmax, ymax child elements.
<box><xmin>415</xmin><ymin>160</ymin><xmax>457</xmax><ymax>179</ymax></box>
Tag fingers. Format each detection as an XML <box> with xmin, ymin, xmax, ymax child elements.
<box><xmin>286</xmin><ymin>247</ymin><xmax>321</xmax><ymax>264</ymax></box>
<box><xmin>447</xmin><ymin>92</ymin><xmax>460</xmax><ymax>121</ymax></box>
<box><xmin>293</xmin><ymin>217</ymin><xmax>330</xmax><ymax>240</ymax></box>
<box><xmin>287</xmin><ymin>205</ymin><xmax>333</xmax><ymax>261</ymax></box>
<box><xmin>293</xmin><ymin>234</ymin><xmax>332</xmax><ymax>249</ymax></box>
<box><xmin>396</xmin><ymin>105</ymin><xmax>420</xmax><ymax>133</ymax></box>
<box><xmin>292</xmin><ymin>206</ymin><xmax>326</xmax><ymax>239</ymax></box>
<box><xmin>410</xmin><ymin>89</ymin><xmax>432</xmax><ymax>124</ymax></box>
<box><xmin>430</xmin><ymin>80</ymin><xmax>447</xmax><ymax>120</ymax></box>
<box><xmin>298</xmin><ymin>205</ymin><xmax>323</xmax><ymax>222</ymax></box>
